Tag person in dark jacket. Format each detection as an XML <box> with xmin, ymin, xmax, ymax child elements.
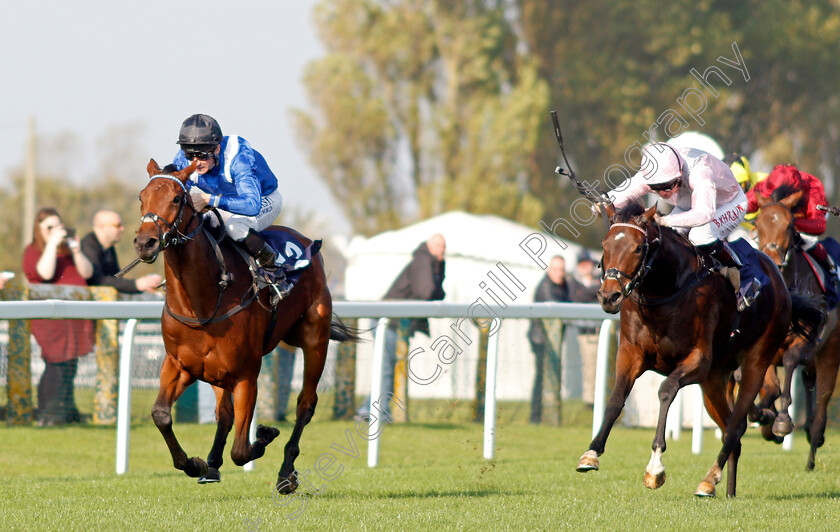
<box><xmin>81</xmin><ymin>210</ymin><xmax>162</xmax><ymax>293</ymax></box>
<box><xmin>528</xmin><ymin>255</ymin><xmax>570</xmax><ymax>424</ymax></box>
<box><xmin>568</xmin><ymin>251</ymin><xmax>601</xmax><ymax>406</ymax></box>
<box><xmin>356</xmin><ymin>234</ymin><xmax>446</xmax><ymax>419</ymax></box>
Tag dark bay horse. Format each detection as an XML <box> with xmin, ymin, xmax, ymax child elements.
<box><xmin>753</xmin><ymin>188</ymin><xmax>840</xmax><ymax>469</ymax></box>
<box><xmin>577</xmin><ymin>203</ymin><xmax>820</xmax><ymax>497</ymax></box>
<box><xmin>134</xmin><ymin>160</ymin><xmax>358</xmax><ymax>493</ymax></box>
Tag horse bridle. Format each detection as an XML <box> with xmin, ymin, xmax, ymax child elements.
<box><xmin>601</xmin><ymin>222</ymin><xmax>660</xmax><ymax>297</ymax></box>
<box><xmin>140</xmin><ymin>174</ymin><xmax>204</xmax><ymax>250</ymax></box>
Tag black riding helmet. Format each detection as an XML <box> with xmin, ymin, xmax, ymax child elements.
<box><xmin>177</xmin><ymin>114</ymin><xmax>222</xmax><ymax>147</ymax></box>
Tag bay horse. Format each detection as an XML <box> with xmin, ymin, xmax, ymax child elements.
<box><xmin>753</xmin><ymin>187</ymin><xmax>840</xmax><ymax>469</ymax></box>
<box><xmin>134</xmin><ymin>160</ymin><xmax>359</xmax><ymax>493</ymax></box>
<box><xmin>576</xmin><ymin>203</ymin><xmax>821</xmax><ymax>497</ymax></box>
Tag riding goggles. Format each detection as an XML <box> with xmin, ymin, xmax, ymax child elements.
<box><xmin>183</xmin><ymin>150</ymin><xmax>214</xmax><ymax>161</ymax></box>
<box><xmin>648</xmin><ymin>178</ymin><xmax>681</xmax><ymax>192</ymax></box>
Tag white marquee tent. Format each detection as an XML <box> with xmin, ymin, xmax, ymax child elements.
<box><xmin>342</xmin><ymin>211</ymin><xmax>596</xmax><ymax>402</ymax></box>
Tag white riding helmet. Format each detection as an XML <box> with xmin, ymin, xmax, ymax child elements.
<box><xmin>640</xmin><ymin>143</ymin><xmax>685</xmax><ymax>186</ymax></box>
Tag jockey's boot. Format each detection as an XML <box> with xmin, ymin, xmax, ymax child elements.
<box><xmin>242</xmin><ymin>230</ymin><xmax>291</xmax><ymax>299</ymax></box>
<box><xmin>704</xmin><ymin>240</ymin><xmax>761</xmax><ymax>312</ymax></box>
<box><xmin>808</xmin><ymin>242</ymin><xmax>840</xmax><ymax>291</ymax></box>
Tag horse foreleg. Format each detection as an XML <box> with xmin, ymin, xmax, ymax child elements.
<box><xmin>229</xmin><ymin>378</ymin><xmax>280</xmax><ymax>467</ymax></box>
<box><xmin>699</xmin><ymin>351</ymin><xmax>771</xmax><ymax>498</ymax></box>
<box><xmin>645</xmin><ymin>349</ymin><xmax>709</xmax><ymax>490</ymax></box>
<box><xmin>751</xmin><ymin>363</ymin><xmax>780</xmax><ymax>426</ymax></box>
<box><xmin>198</xmin><ymin>386</ymin><xmax>234</xmax><ymax>484</ymax></box>
<box><xmin>151</xmin><ymin>355</ymin><xmax>206</xmax><ymax>478</ymax></box>
<box><xmin>807</xmin><ymin>340</ymin><xmax>840</xmax><ymax>470</ymax></box>
<box><xmin>694</xmin><ymin>371</ymin><xmax>732</xmax><ymax>497</ymax></box>
<box><xmin>773</xmin><ymin>347</ymin><xmax>804</xmax><ymax>437</ymax></box>
<box><xmin>577</xmin><ymin>343</ymin><xmax>644</xmax><ymax>473</ymax></box>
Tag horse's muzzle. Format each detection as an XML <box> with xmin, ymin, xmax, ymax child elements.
<box><xmin>134</xmin><ymin>233</ymin><xmax>160</xmax><ymax>263</ymax></box>
<box><xmin>597</xmin><ymin>286</ymin><xmax>623</xmax><ymax>314</ymax></box>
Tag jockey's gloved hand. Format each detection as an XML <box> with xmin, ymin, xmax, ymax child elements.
<box><xmin>190</xmin><ymin>187</ymin><xmax>210</xmax><ymax>211</ymax></box>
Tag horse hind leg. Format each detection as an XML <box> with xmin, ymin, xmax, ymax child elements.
<box><xmin>198</xmin><ymin>386</ymin><xmax>234</xmax><ymax>484</ymax></box>
<box><xmin>277</xmin><ymin>334</ymin><xmax>328</xmax><ymax>494</ymax></box>
<box><xmin>151</xmin><ymin>355</ymin><xmax>207</xmax><ymax>478</ymax></box>
<box><xmin>229</xmin><ymin>378</ymin><xmax>281</xmax><ymax>468</ymax></box>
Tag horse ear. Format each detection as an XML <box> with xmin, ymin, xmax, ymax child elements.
<box><xmin>780</xmin><ymin>189</ymin><xmax>805</xmax><ymax>211</ymax></box>
<box><xmin>603</xmin><ymin>203</ymin><xmax>616</xmax><ymax>221</ymax></box>
<box><xmin>641</xmin><ymin>205</ymin><xmax>657</xmax><ymax>224</ymax></box>
<box><xmin>173</xmin><ymin>161</ymin><xmax>198</xmax><ymax>184</ymax></box>
<box><xmin>755</xmin><ymin>191</ymin><xmax>770</xmax><ymax>209</ymax></box>
<box><xmin>147</xmin><ymin>159</ymin><xmax>162</xmax><ymax>177</ymax></box>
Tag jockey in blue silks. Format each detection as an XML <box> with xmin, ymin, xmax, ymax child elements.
<box><xmin>172</xmin><ymin>113</ymin><xmax>290</xmax><ymax>297</ymax></box>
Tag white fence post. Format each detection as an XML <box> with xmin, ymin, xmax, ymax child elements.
<box><xmin>592</xmin><ymin>319</ymin><xmax>614</xmax><ymax>439</ymax></box>
<box><xmin>367</xmin><ymin>318</ymin><xmax>390</xmax><ymax>467</ymax></box>
<box><xmin>692</xmin><ymin>384</ymin><xmax>704</xmax><ymax>454</ymax></box>
<box><xmin>116</xmin><ymin>319</ymin><xmax>138</xmax><ymax>475</ymax></box>
<box><xmin>483</xmin><ymin>322</ymin><xmax>501</xmax><ymax>460</ymax></box>
<box><xmin>783</xmin><ymin>366</ymin><xmax>800</xmax><ymax>451</ymax></box>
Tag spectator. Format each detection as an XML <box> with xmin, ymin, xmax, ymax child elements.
<box><xmin>356</xmin><ymin>234</ymin><xmax>446</xmax><ymax>419</ymax></box>
<box><xmin>22</xmin><ymin>207</ymin><xmax>95</xmax><ymax>426</ymax></box>
<box><xmin>568</xmin><ymin>251</ymin><xmax>601</xmax><ymax>407</ymax></box>
<box><xmin>527</xmin><ymin>255</ymin><xmax>570</xmax><ymax>424</ymax></box>
<box><xmin>81</xmin><ymin>210</ymin><xmax>162</xmax><ymax>293</ymax></box>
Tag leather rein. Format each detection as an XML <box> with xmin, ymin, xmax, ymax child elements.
<box><xmin>142</xmin><ymin>174</ymin><xmax>260</xmax><ymax>326</ymax></box>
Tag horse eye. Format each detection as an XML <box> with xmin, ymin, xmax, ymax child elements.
<box><xmin>634</xmin><ymin>245</ymin><xmax>643</xmax><ymax>254</ymax></box>
<box><xmin>173</xmin><ymin>195</ymin><xmax>182</xmax><ymax>205</ymax></box>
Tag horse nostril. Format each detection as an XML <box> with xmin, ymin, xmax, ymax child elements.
<box><xmin>144</xmin><ymin>238</ymin><xmax>158</xmax><ymax>250</ymax></box>
<box><xmin>609</xmin><ymin>292</ymin><xmax>621</xmax><ymax>305</ymax></box>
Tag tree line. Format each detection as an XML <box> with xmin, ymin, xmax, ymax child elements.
<box><xmin>294</xmin><ymin>0</ymin><xmax>840</xmax><ymax>246</ymax></box>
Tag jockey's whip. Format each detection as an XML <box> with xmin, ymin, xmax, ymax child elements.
<box><xmin>115</xmin><ymin>257</ymin><xmax>142</xmax><ymax>279</ymax></box>
<box><xmin>817</xmin><ymin>204</ymin><xmax>840</xmax><ymax>217</ymax></box>
<box><xmin>549</xmin><ymin>110</ymin><xmax>610</xmax><ymax>204</ymax></box>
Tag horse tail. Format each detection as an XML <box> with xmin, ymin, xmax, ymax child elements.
<box><xmin>789</xmin><ymin>289</ymin><xmax>825</xmax><ymax>344</ymax></box>
<box><xmin>330</xmin><ymin>316</ymin><xmax>365</xmax><ymax>343</ymax></box>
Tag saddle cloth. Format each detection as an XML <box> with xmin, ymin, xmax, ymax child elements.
<box><xmin>803</xmin><ymin>237</ymin><xmax>840</xmax><ymax>309</ymax></box>
<box><xmin>261</xmin><ymin>230</ymin><xmax>322</xmax><ymax>286</ymax></box>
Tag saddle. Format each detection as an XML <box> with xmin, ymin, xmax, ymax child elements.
<box><xmin>203</xmin><ymin>212</ymin><xmax>322</xmax><ymax>307</ymax></box>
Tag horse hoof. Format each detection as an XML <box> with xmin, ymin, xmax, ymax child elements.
<box><xmin>755</xmin><ymin>409</ymin><xmax>776</xmax><ymax>426</ymax></box>
<box><xmin>694</xmin><ymin>482</ymin><xmax>716</xmax><ymax>498</ymax></box>
<box><xmin>184</xmin><ymin>457</ymin><xmax>209</xmax><ymax>478</ymax></box>
<box><xmin>644</xmin><ymin>470</ymin><xmax>666</xmax><ymax>489</ymax></box>
<box><xmin>257</xmin><ymin>424</ymin><xmax>281</xmax><ymax>444</ymax></box>
<box><xmin>576</xmin><ymin>451</ymin><xmax>599</xmax><ymax>472</ymax></box>
<box><xmin>772</xmin><ymin>415</ymin><xmax>793</xmax><ymax>437</ymax></box>
<box><xmin>197</xmin><ymin>467</ymin><xmax>221</xmax><ymax>484</ymax></box>
<box><xmin>761</xmin><ymin>424</ymin><xmax>784</xmax><ymax>444</ymax></box>
<box><xmin>276</xmin><ymin>470</ymin><xmax>299</xmax><ymax>494</ymax></box>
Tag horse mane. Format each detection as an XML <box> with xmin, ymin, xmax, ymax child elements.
<box><xmin>770</xmin><ymin>183</ymin><xmax>800</xmax><ymax>203</ymax></box>
<box><xmin>162</xmin><ymin>163</ymin><xmax>179</xmax><ymax>174</ymax></box>
<box><xmin>613</xmin><ymin>202</ymin><xmax>647</xmax><ymax>222</ymax></box>
<box><xmin>614</xmin><ymin>202</ymin><xmax>693</xmax><ymax>248</ymax></box>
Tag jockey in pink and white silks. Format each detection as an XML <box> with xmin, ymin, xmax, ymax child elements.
<box><xmin>606</xmin><ymin>142</ymin><xmax>763</xmax><ymax>311</ymax></box>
